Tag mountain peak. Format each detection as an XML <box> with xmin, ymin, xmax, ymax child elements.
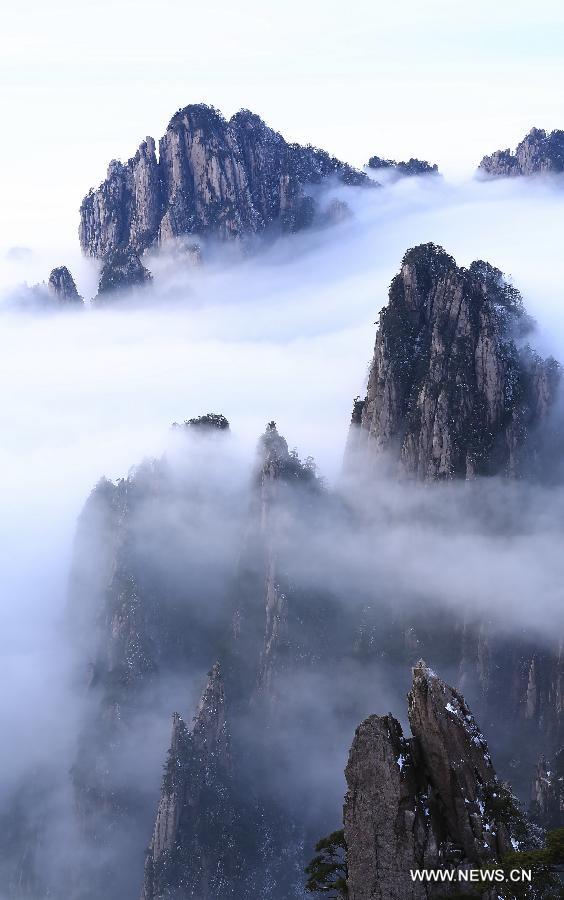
<box><xmin>47</xmin><ymin>266</ymin><xmax>83</xmax><ymax>304</ymax></box>
<box><xmin>141</xmin><ymin>663</ymin><xmax>236</xmax><ymax>900</ymax></box>
<box><xmin>79</xmin><ymin>101</ymin><xmax>369</xmax><ymax>263</ymax></box>
<box><xmin>367</xmin><ymin>155</ymin><xmax>439</xmax><ymax>177</ymax></box>
<box><xmin>479</xmin><ymin>127</ymin><xmax>564</xmax><ymax>176</ymax></box>
<box><xmin>348</xmin><ymin>244</ymin><xmax>560</xmax><ymax>479</ymax></box>
<box><xmin>192</xmin><ymin>662</ymin><xmax>230</xmax><ymax>761</ymax></box>
<box><xmin>344</xmin><ymin>664</ymin><xmax>532</xmax><ymax>898</ymax></box>
<box><xmin>175</xmin><ymin>413</ymin><xmax>231</xmax><ymax>433</ymax></box>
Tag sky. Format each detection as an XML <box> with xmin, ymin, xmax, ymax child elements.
<box><xmin>2</xmin><ymin>0</ymin><xmax>564</xmax><ymax>250</ymax></box>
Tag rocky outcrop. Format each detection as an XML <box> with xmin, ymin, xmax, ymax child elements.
<box><xmin>349</xmin><ymin>243</ymin><xmax>560</xmax><ymax>479</ymax></box>
<box><xmin>7</xmin><ymin>266</ymin><xmax>83</xmax><ymax>311</ymax></box>
<box><xmin>479</xmin><ymin>128</ymin><xmax>564</xmax><ymax>176</ymax></box>
<box><xmin>230</xmin><ymin>422</ymin><xmax>325</xmax><ymax>702</ymax></box>
<box><xmin>531</xmin><ymin>750</ymin><xmax>564</xmax><ymax>829</ymax></box>
<box><xmin>80</xmin><ymin>104</ymin><xmax>369</xmax><ymax>259</ymax></box>
<box><xmin>67</xmin><ymin>417</ymin><xmax>330</xmax><ymax>899</ymax></box>
<box><xmin>64</xmin><ymin>412</ymin><xmax>563</xmax><ymax>900</ymax></box>
<box><xmin>141</xmin><ymin>664</ymin><xmax>240</xmax><ymax>900</ymax></box>
<box><xmin>68</xmin><ymin>421</ymin><xmax>246</xmax><ymax>899</ymax></box>
<box><xmin>96</xmin><ymin>248</ymin><xmax>152</xmax><ymax>300</ymax></box>
<box><xmin>173</xmin><ymin>413</ymin><xmax>231</xmax><ymax>433</ymax></box>
<box><xmin>456</xmin><ymin>632</ymin><xmax>564</xmax><ymax>800</ymax></box>
<box><xmin>344</xmin><ymin>661</ymin><xmax>531</xmax><ymax>899</ymax></box>
<box><xmin>47</xmin><ymin>266</ymin><xmax>83</xmax><ymax>304</ymax></box>
<box><xmin>79</xmin><ymin>138</ymin><xmax>161</xmax><ymax>259</ymax></box>
<box><xmin>367</xmin><ymin>156</ymin><xmax>439</xmax><ymax>177</ymax></box>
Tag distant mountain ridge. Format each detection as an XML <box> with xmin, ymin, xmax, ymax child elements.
<box><xmin>366</xmin><ymin>155</ymin><xmax>439</xmax><ymax>177</ymax></box>
<box><xmin>479</xmin><ymin>127</ymin><xmax>564</xmax><ymax>176</ymax></box>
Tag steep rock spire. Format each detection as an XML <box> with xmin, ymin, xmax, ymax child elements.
<box><xmin>407</xmin><ymin>661</ymin><xmax>506</xmax><ymax>861</ymax></box>
<box><xmin>344</xmin><ymin>661</ymin><xmax>531</xmax><ymax>899</ymax></box>
<box><xmin>79</xmin><ymin>137</ymin><xmax>161</xmax><ymax>258</ymax></box>
<box><xmin>230</xmin><ymin>422</ymin><xmax>322</xmax><ymax>700</ymax></box>
<box><xmin>141</xmin><ymin>663</ymin><xmax>238</xmax><ymax>900</ymax></box>
<box><xmin>47</xmin><ymin>266</ymin><xmax>83</xmax><ymax>304</ymax></box>
<box><xmin>349</xmin><ymin>243</ymin><xmax>560</xmax><ymax>479</ymax></box>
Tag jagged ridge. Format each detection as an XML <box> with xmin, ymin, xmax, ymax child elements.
<box><xmin>79</xmin><ymin>104</ymin><xmax>370</xmax><ymax>259</ymax></box>
<box><xmin>479</xmin><ymin>127</ymin><xmax>564</xmax><ymax>177</ymax></box>
<box><xmin>367</xmin><ymin>156</ymin><xmax>439</xmax><ymax>177</ymax></box>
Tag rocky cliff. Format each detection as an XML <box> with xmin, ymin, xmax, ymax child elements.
<box><xmin>140</xmin><ymin>664</ymin><xmax>241</xmax><ymax>900</ymax></box>
<box><xmin>344</xmin><ymin>661</ymin><xmax>532</xmax><ymax>899</ymax></box>
<box><xmin>96</xmin><ymin>248</ymin><xmax>152</xmax><ymax>300</ymax></box>
<box><xmin>55</xmin><ymin>276</ymin><xmax>563</xmax><ymax>900</ymax></box>
<box><xmin>478</xmin><ymin>127</ymin><xmax>564</xmax><ymax>176</ymax></box>
<box><xmin>8</xmin><ymin>265</ymin><xmax>83</xmax><ymax>311</ymax></box>
<box><xmin>47</xmin><ymin>266</ymin><xmax>83</xmax><ymax>304</ymax></box>
<box><xmin>349</xmin><ymin>243</ymin><xmax>560</xmax><ymax>479</ymax></box>
<box><xmin>68</xmin><ymin>416</ymin><xmax>247</xmax><ymax>899</ymax></box>
<box><xmin>79</xmin><ymin>104</ymin><xmax>369</xmax><ymax>260</ymax></box>
<box><xmin>229</xmin><ymin>422</ymin><xmax>324</xmax><ymax>702</ymax></box>
<box><xmin>67</xmin><ymin>418</ymin><xmax>332</xmax><ymax>899</ymax></box>
<box><xmin>531</xmin><ymin>750</ymin><xmax>564</xmax><ymax>829</ymax></box>
<box><xmin>48</xmin><ymin>401</ymin><xmax>564</xmax><ymax>900</ymax></box>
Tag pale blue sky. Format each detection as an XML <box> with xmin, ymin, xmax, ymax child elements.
<box><xmin>2</xmin><ymin>0</ymin><xmax>564</xmax><ymax>249</ymax></box>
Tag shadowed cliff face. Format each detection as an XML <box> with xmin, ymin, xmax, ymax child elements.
<box><xmin>47</xmin><ymin>266</ymin><xmax>83</xmax><ymax>304</ymax></box>
<box><xmin>63</xmin><ymin>421</ymin><xmax>564</xmax><ymax>900</ymax></box>
<box><xmin>65</xmin><ymin>419</ymin><xmax>339</xmax><ymax>900</ymax></box>
<box><xmin>344</xmin><ymin>662</ymin><xmax>532</xmax><ymax>900</ymax></box>
<box><xmin>349</xmin><ymin>242</ymin><xmax>560</xmax><ymax>480</ymax></box>
<box><xmin>531</xmin><ymin>750</ymin><xmax>564</xmax><ymax>830</ymax></box>
<box><xmin>479</xmin><ymin>127</ymin><xmax>564</xmax><ymax>177</ymax></box>
<box><xmin>96</xmin><ymin>249</ymin><xmax>152</xmax><ymax>301</ymax></box>
<box><xmin>140</xmin><ymin>664</ymin><xmax>241</xmax><ymax>900</ymax></box>
<box><xmin>79</xmin><ymin>104</ymin><xmax>369</xmax><ymax>260</ymax></box>
<box><xmin>7</xmin><ymin>414</ymin><xmax>564</xmax><ymax>898</ymax></box>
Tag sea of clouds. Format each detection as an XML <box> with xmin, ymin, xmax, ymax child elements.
<box><xmin>1</xmin><ymin>171</ymin><xmax>564</xmax><ymax>896</ymax></box>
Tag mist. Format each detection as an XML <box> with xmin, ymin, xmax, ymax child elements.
<box><xmin>1</xmin><ymin>171</ymin><xmax>564</xmax><ymax>897</ymax></box>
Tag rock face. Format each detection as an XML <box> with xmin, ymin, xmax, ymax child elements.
<box><xmin>96</xmin><ymin>248</ymin><xmax>152</xmax><ymax>300</ymax></box>
<box><xmin>9</xmin><ymin>266</ymin><xmax>83</xmax><ymax>311</ymax></box>
<box><xmin>141</xmin><ymin>664</ymin><xmax>240</xmax><ymax>900</ymax></box>
<box><xmin>66</xmin><ymin>418</ymin><xmax>332</xmax><ymax>900</ymax></box>
<box><xmin>367</xmin><ymin>156</ymin><xmax>439</xmax><ymax>177</ymax></box>
<box><xmin>68</xmin><ymin>420</ymin><xmax>246</xmax><ymax>900</ymax></box>
<box><xmin>456</xmin><ymin>633</ymin><xmax>564</xmax><ymax>803</ymax></box>
<box><xmin>229</xmin><ymin>422</ymin><xmax>329</xmax><ymax>703</ymax></box>
<box><xmin>79</xmin><ymin>138</ymin><xmax>161</xmax><ymax>259</ymax></box>
<box><xmin>47</xmin><ymin>266</ymin><xmax>83</xmax><ymax>304</ymax></box>
<box><xmin>30</xmin><ymin>400</ymin><xmax>562</xmax><ymax>900</ymax></box>
<box><xmin>531</xmin><ymin>750</ymin><xmax>564</xmax><ymax>829</ymax></box>
<box><xmin>344</xmin><ymin>662</ymin><xmax>530</xmax><ymax>900</ymax></box>
<box><xmin>79</xmin><ymin>104</ymin><xmax>369</xmax><ymax>260</ymax></box>
<box><xmin>479</xmin><ymin>127</ymin><xmax>564</xmax><ymax>176</ymax></box>
<box><xmin>350</xmin><ymin>243</ymin><xmax>560</xmax><ymax>479</ymax></box>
